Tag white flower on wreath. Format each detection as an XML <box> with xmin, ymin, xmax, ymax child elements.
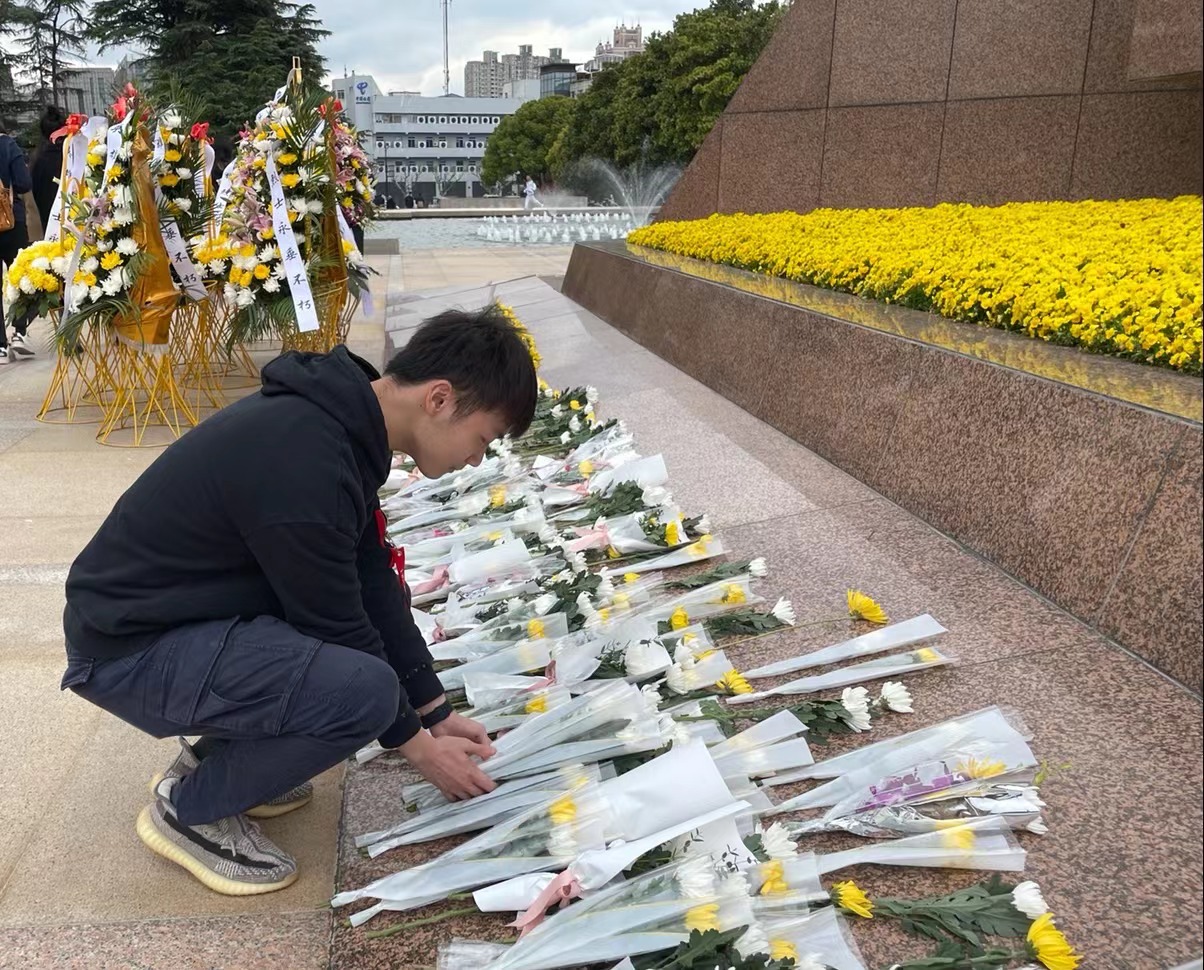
<box><xmin>100</xmin><ymin>273</ymin><xmax>124</xmax><ymax>297</ymax></box>
<box><xmin>31</xmin><ymin>256</ymin><xmax>51</xmax><ymax>271</ymax></box>
<box><xmin>234</xmin><ymin>288</ymin><xmax>255</xmax><ymax>308</ymax></box>
<box><xmin>116</xmin><ymin>238</ymin><xmax>140</xmax><ymax>256</ymax></box>
<box><xmin>80</xmin><ymin>256</ymin><xmax>99</xmax><ymax>274</ymax></box>
<box><xmin>840</xmin><ymin>686</ymin><xmax>873</xmax><ymax>732</ymax></box>
<box><xmin>86</xmin><ymin>284</ymin><xmax>103</xmax><ymax>303</ymax></box>
<box><xmin>18</xmin><ymin>276</ymin><xmax>35</xmax><ymax>295</ymax></box>
<box><xmin>304</xmin><ymin>199</ymin><xmax>323</xmax><ymax>215</ymax></box>
<box><xmin>161</xmin><ymin>110</ymin><xmax>183</xmax><ymax>130</ymax></box>
<box><xmin>175</xmin><ymin>167</ymin><xmax>193</xmax><ymax>179</ymax></box>
<box><xmin>262</xmin><ymin>277</ymin><xmax>281</xmax><ymax>294</ymax></box>
<box><xmin>1011</xmin><ymin>881</ymin><xmax>1049</xmax><ymax>919</ymax></box>
<box><xmin>759</xmin><ymin>822</ymin><xmax>799</xmax><ymax>860</ymax></box>
<box><xmin>173</xmin><ymin>197</ymin><xmax>193</xmax><ymax>213</ymax></box>
<box><xmin>206</xmin><ymin>259</ymin><xmax>227</xmax><ymax>275</ymax></box>
<box><xmin>111</xmin><ymin>207</ymin><xmax>134</xmax><ymax>227</ymax></box>
<box><xmin>50</xmin><ymin>255</ymin><xmax>68</xmax><ymax>274</ymax></box>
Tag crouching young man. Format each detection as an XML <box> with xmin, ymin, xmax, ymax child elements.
<box><xmin>60</xmin><ymin>306</ymin><xmax>537</xmax><ymax>895</ymax></box>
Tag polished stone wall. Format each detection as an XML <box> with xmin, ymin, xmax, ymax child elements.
<box><xmin>563</xmin><ymin>240</ymin><xmax>1204</xmax><ymax>692</ymax></box>
<box><xmin>659</xmin><ymin>0</ymin><xmax>1203</xmax><ymax>221</ymax></box>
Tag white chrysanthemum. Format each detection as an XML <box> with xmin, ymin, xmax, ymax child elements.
<box><xmin>538</xmin><ymin>524</ymin><xmax>561</xmax><ymax>547</ymax></box>
<box><xmin>206</xmin><ymin>259</ymin><xmax>227</xmax><ymax>275</ymax></box>
<box><xmin>96</xmin><ymin>237</ymin><xmax>114</xmax><ymax>252</ymax></box>
<box><xmin>547</xmin><ymin>825</ymin><xmax>577</xmax><ymax>860</ymax></box>
<box><xmin>641</xmin><ymin>485</ymin><xmax>671</xmax><ymax>507</ymax></box>
<box><xmin>18</xmin><ymin>275</ymin><xmax>35</xmax><ymax>295</ymax></box>
<box><xmin>695</xmin><ymin>514</ymin><xmax>712</xmax><ymax>535</ymax></box>
<box><xmin>559</xmin><ymin>431</ymin><xmax>571</xmax><ymax>445</ymax></box>
<box><xmin>304</xmin><ymin>199</ymin><xmax>323</xmax><ymax>214</ymax></box>
<box><xmin>161</xmin><ymin>110</ymin><xmax>183</xmax><ymax>129</ymax></box>
<box><xmin>175</xmin><ymin>167</ymin><xmax>192</xmax><ymax>179</ymax></box>
<box><xmin>596</xmin><ymin>572</ymin><xmax>616</xmax><ymax>598</ymax></box>
<box><xmin>111</xmin><ymin>207</ymin><xmax>134</xmax><ymax>227</ymax></box>
<box><xmin>549</xmin><ymin>403</ymin><xmax>564</xmax><ymax>418</ymax></box>
<box><xmin>116</xmin><ymin>238</ymin><xmax>140</xmax><ymax>256</ymax></box>
<box><xmin>658</xmin><ymin>714</ymin><xmax>691</xmax><ymax>747</ymax></box>
<box><xmin>749</xmin><ymin>557</ymin><xmax>768</xmax><ymax>578</ymax></box>
<box><xmin>640</xmin><ymin>683</ymin><xmax>663</xmax><ymax>709</ymax></box>
<box><xmin>879</xmin><ymin>681</ymin><xmax>914</xmax><ymax>713</ymax></box>
<box><xmin>31</xmin><ymin>256</ymin><xmax>51</xmax><ymax>271</ymax></box>
<box><xmin>222</xmin><ymin>283</ymin><xmax>237</xmax><ymax>303</ymax></box>
<box><xmin>109</xmin><ymin>185</ymin><xmax>133</xmax><ymax>207</ymax></box>
<box><xmin>624</xmin><ymin>640</ymin><xmax>663</xmax><ymax>678</ymax></box>
<box><xmin>675</xmin><ymin>855</ymin><xmax>716</xmax><ymax>899</ymax></box>
<box><xmin>273</xmin><ymin>264</ymin><xmax>287</xmax><ymax>280</ymax></box>
<box><xmin>86</xmin><ymin>284</ymin><xmax>103</xmax><ymax>303</ymax></box>
<box><xmin>4</xmin><ymin>283</ymin><xmax>17</xmax><ymax>302</ymax></box>
<box><xmin>262</xmin><ymin>277</ymin><xmax>280</xmax><ymax>293</ymax></box>
<box><xmin>665</xmin><ymin>663</ymin><xmax>692</xmax><ymax>695</ymax></box>
<box><xmin>80</xmin><ymin>257</ymin><xmax>99</xmax><ymax>274</ymax></box>
<box><xmin>568</xmin><ymin>551</ymin><xmax>588</xmax><ymax>573</ymax></box>
<box><xmin>50</xmin><ymin>256</ymin><xmax>68</xmax><ymax>274</ymax></box>
<box><xmin>543</xmin><ymin>387</ymin><xmax>556</xmax><ymax>399</ymax></box>
<box><xmin>1027</xmin><ymin>817</ymin><xmax>1049</xmax><ymax>835</ymax></box>
<box><xmin>172</xmin><ymin>197</ymin><xmax>193</xmax><ymax>213</ymax></box>
<box><xmin>569</xmin><ymin>415</ymin><xmax>582</xmax><ymax>433</ymax></box>
<box><xmin>760</xmin><ymin>822</ymin><xmax>799</xmax><ymax>860</ymax></box>
<box><xmin>1011</xmin><ymin>881</ymin><xmax>1049</xmax><ymax>919</ymax></box>
<box><xmin>794</xmin><ymin>954</ymin><xmax>828</xmax><ymax>970</ymax></box>
<box><xmin>532</xmin><ymin>593</ymin><xmax>557</xmax><ymax>616</ymax></box>
<box><xmin>771</xmin><ymin>598</ymin><xmax>796</xmax><ymax>625</ymax></box>
<box><xmin>234</xmin><ymin>287</ymin><xmax>255</xmax><ymax>307</ymax></box>
<box><xmin>840</xmin><ymin>686</ymin><xmax>873</xmax><ymax>731</ymax></box>
<box><xmin>100</xmin><ymin>274</ymin><xmax>124</xmax><ymax>297</ymax></box>
<box><xmin>734</xmin><ymin>923</ymin><xmax>771</xmax><ymax>960</ymax></box>
<box><xmin>672</xmin><ymin>643</ymin><xmax>696</xmax><ymax>667</ymax></box>
<box><xmin>115</xmin><ymin>140</ymin><xmax>131</xmax><ymax>160</ymax></box>
<box><xmin>586</xmin><ymin>385</ymin><xmax>599</xmax><ymax>404</ymax></box>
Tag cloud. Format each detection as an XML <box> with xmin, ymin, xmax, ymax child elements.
<box><xmin>77</xmin><ymin>1</ymin><xmax>691</xmax><ymax>95</ymax></box>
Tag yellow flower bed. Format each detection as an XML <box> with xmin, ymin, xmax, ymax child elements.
<box><xmin>629</xmin><ymin>198</ymin><xmax>1203</xmax><ymax>374</ymax></box>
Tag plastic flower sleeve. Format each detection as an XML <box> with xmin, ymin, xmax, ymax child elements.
<box><xmin>709</xmin><ymin>710</ymin><xmax>807</xmax><ymax>758</ymax></box>
<box><xmin>816</xmin><ymin>817</ymin><xmax>1026</xmax><ymax>874</ymax></box>
<box><xmin>332</xmin><ymin>785</ymin><xmax>612</xmax><ymax>923</ymax></box>
<box><xmin>759</xmin><ymin>908</ymin><xmax>868</xmax><ymax>970</ymax></box>
<box><xmin>728</xmin><ymin>646</ymin><xmax>955</xmax><ymax>705</ymax></box>
<box><xmin>655</xmin><ymin>622</ymin><xmax>716</xmax><ymax>657</ymax></box>
<box><xmin>587</xmin><ymin>453</ymin><xmax>668</xmax><ymax>495</ymax></box>
<box><xmin>620</xmin><ymin>535</ymin><xmax>727</xmax><ymax>575</ymax></box>
<box><xmin>467</xmin><ymin>687</ymin><xmax>573</xmax><ymax>733</ymax></box>
<box><xmin>438</xmin><ymin>639</ymin><xmax>552</xmax><ymax>692</ymax></box>
<box><xmin>763</xmin><ymin>706</ymin><xmax>1031</xmax><ymax>787</ymax></box>
<box><xmin>463</xmin><ymin>673</ymin><xmax>548</xmax><ymax>708</ymax></box>
<box><xmin>448</xmin><ymin>536</ymin><xmax>536</xmax><ymax>585</ymax></box>
<box><xmin>742</xmin><ymin>614</ymin><xmax>948</xmax><ymax>679</ymax></box>
<box><xmin>750</xmin><ymin>853</ymin><xmax>825</xmax><ymax>907</ymax></box>
<box><xmin>488</xmin><ymin>681</ymin><xmax>646</xmax><ymax>764</ymax></box>
<box><xmin>714</xmin><ymin>737</ymin><xmax>816</xmax><ymax>779</ymax></box>
<box><xmin>363</xmin><ymin>764</ymin><xmax>602</xmax><ymax>856</ymax></box>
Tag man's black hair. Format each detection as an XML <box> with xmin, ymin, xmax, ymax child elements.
<box><xmin>384</xmin><ymin>304</ymin><xmax>538</xmax><ymax>437</ymax></box>
<box><xmin>40</xmin><ymin>106</ymin><xmax>67</xmax><ymax>141</ymax></box>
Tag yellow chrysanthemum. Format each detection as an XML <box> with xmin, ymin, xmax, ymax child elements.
<box><xmin>847</xmin><ymin>589</ymin><xmax>888</xmax><ymax>624</ymax></box>
<box><xmin>239</xmin><ymin>271</ymin><xmax>253</xmax><ymax>288</ymax></box>
<box><xmin>163</xmin><ymin>149</ymin><xmax>181</xmax><ymax>163</ymax></box>
<box><xmin>548</xmin><ymin>795</ymin><xmax>576</xmax><ymax>825</ymax></box>
<box><xmin>489</xmin><ymin>484</ymin><xmax>508</xmax><ymax>507</ymax></box>
<box><xmin>260</xmin><ymin>225</ymin><xmax>276</xmax><ymax>240</ymax></box>
<box><xmin>940</xmin><ymin>825</ymin><xmax>977</xmax><ymax>851</ymax></box>
<box><xmin>769</xmin><ymin>941</ymin><xmax>798</xmax><ymax>962</ymax></box>
<box><xmin>613</xmin><ymin>592</ymin><xmax>630</xmax><ymax>610</ymax></box>
<box><xmin>524</xmin><ymin>695</ymin><xmax>547</xmax><ymax>714</ymax></box>
<box><xmin>281</xmin><ymin>173</ymin><xmax>301</xmax><ymax>189</ymax></box>
<box><xmin>914</xmin><ymin>647</ymin><xmax>940</xmax><ymax>663</ymax></box>
<box><xmin>670</xmin><ymin>607</ymin><xmax>690</xmax><ymax>630</ymax></box>
<box><xmin>253</xmin><ymin>264</ymin><xmax>271</xmax><ymax>280</ymax></box>
<box><xmin>684</xmin><ymin>903</ymin><xmax>719</xmax><ymax>932</ymax></box>
<box><xmin>606</xmin><ymin>545</ymin><xmax>622</xmax><ymax>559</ymax></box>
<box><xmin>99</xmin><ymin>252</ymin><xmax>123</xmax><ymax>271</ymax></box>
<box><xmin>721</xmin><ymin>583</ymin><xmax>746</xmax><ymax>604</ymax></box>
<box><xmin>527</xmin><ymin>619</ymin><xmax>546</xmax><ymax>640</ymax></box>
<box><xmin>623</xmin><ymin>572</ymin><xmax>640</xmax><ymax>584</ymax></box>
<box><xmin>958</xmin><ymin>756</ymin><xmax>1007</xmax><ymax>779</ymax></box>
<box><xmin>759</xmin><ymin>860</ymin><xmax>789</xmax><ymax>895</ymax></box>
<box><xmin>716</xmin><ymin>669</ymin><xmax>753</xmax><ymax>695</ymax></box>
<box><xmin>578</xmin><ymin>460</ymin><xmax>594</xmax><ymax>477</ymax></box>
<box><xmin>1027</xmin><ymin>912</ymin><xmax>1082</xmax><ymax>970</ymax></box>
<box><xmin>832</xmin><ymin>880</ymin><xmax>874</xmax><ymax>919</ymax></box>
<box><xmin>159</xmin><ymin>173</ymin><xmax>180</xmax><ymax>188</ymax></box>
<box><xmin>277</xmin><ymin>152</ymin><xmax>298</xmax><ymax>166</ymax></box>
<box><xmin>569</xmin><ymin>399</ymin><xmax>581</xmax><ymax>410</ymax></box>
<box><xmin>105</xmin><ymin>164</ymin><xmax>124</xmax><ymax>181</ymax></box>
<box><xmin>486</xmin><ymin>531</ymin><xmax>503</xmax><ymax>542</ymax></box>
<box><xmin>664</xmin><ymin>521</ymin><xmax>681</xmax><ymax>545</ymax></box>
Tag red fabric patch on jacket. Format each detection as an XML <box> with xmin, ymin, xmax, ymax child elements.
<box><xmin>374</xmin><ymin>508</ymin><xmax>406</xmax><ymax>583</ymax></box>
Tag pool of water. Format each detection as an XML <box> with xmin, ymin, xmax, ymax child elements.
<box><xmin>367</xmin><ymin>212</ymin><xmax>637</xmax><ymax>250</ymax></box>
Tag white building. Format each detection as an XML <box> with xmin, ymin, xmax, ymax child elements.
<box><xmin>464</xmin><ymin>45</ymin><xmax>563</xmax><ymax>98</ymax></box>
<box><xmin>61</xmin><ymin>66</ymin><xmax>116</xmax><ymax>116</ymax></box>
<box><xmin>501</xmin><ymin>78</ymin><xmax>541</xmax><ymax>101</ymax></box>
<box><xmin>330</xmin><ymin>73</ymin><xmax>533</xmax><ymax>195</ymax></box>
<box><xmin>585</xmin><ymin>23</ymin><xmax>645</xmax><ymax>73</ymax></box>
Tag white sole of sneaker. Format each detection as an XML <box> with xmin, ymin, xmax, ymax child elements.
<box><xmin>135</xmin><ymin>806</ymin><xmax>298</xmax><ymax>896</ymax></box>
<box><xmin>148</xmin><ymin>773</ymin><xmax>313</xmax><ymax>818</ymax></box>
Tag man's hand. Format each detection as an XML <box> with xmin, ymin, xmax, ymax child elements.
<box><xmin>430</xmin><ymin>711</ymin><xmax>496</xmax><ymax>756</ymax></box>
<box><xmin>400</xmin><ymin>730</ymin><xmax>496</xmax><ymax>801</ymax></box>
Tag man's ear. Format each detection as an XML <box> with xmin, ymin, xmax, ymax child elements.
<box><xmin>424</xmin><ymin>379</ymin><xmax>454</xmax><ymax>416</ymax></box>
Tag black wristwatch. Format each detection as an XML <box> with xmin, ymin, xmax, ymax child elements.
<box><xmin>420</xmin><ymin>700</ymin><xmax>454</xmax><ymax>730</ymax></box>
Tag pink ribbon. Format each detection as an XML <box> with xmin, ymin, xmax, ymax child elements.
<box><xmin>508</xmin><ymin>869</ymin><xmax>582</xmax><ymax>937</ymax></box>
<box><xmin>566</xmin><ymin>524</ymin><xmax>611</xmax><ymax>554</ymax></box>
<box><xmin>412</xmin><ymin>565</ymin><xmax>450</xmax><ymax>596</ymax></box>
<box><xmin>523</xmin><ymin>661</ymin><xmax>557</xmax><ymax>691</ymax></box>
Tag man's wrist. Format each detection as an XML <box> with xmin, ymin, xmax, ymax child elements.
<box><xmin>420</xmin><ymin>699</ymin><xmax>454</xmax><ymax>730</ymax></box>
<box><xmin>416</xmin><ymin>693</ymin><xmax>447</xmax><ymax>716</ymax></box>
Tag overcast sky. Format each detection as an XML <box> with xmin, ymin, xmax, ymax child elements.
<box><xmin>82</xmin><ymin>1</ymin><xmax>698</xmax><ymax>96</ymax></box>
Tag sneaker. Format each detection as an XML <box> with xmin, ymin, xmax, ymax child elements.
<box><xmin>136</xmin><ymin>777</ymin><xmax>298</xmax><ymax>896</ymax></box>
<box><xmin>0</xmin><ymin>347</ymin><xmax>9</xmax><ymax>365</ymax></box>
<box><xmin>150</xmin><ymin>737</ymin><xmax>314</xmax><ymax>819</ymax></box>
<box><xmin>7</xmin><ymin>333</ymin><xmax>34</xmax><ymax>360</ymax></box>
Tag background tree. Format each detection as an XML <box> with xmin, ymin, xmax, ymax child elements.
<box><xmin>87</xmin><ymin>0</ymin><xmax>328</xmax><ymax>136</ymax></box>
<box><xmin>551</xmin><ymin>0</ymin><xmax>783</xmax><ymax>184</ymax></box>
<box><xmin>481</xmin><ymin>96</ymin><xmax>577</xmax><ymax>189</ymax></box>
<box><xmin>2</xmin><ymin>0</ymin><xmax>86</xmax><ymax>112</ymax></box>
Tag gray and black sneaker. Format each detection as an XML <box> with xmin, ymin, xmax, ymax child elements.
<box><xmin>7</xmin><ymin>333</ymin><xmax>35</xmax><ymax>360</ymax></box>
<box><xmin>150</xmin><ymin>737</ymin><xmax>314</xmax><ymax>818</ymax></box>
<box><xmin>136</xmin><ymin>777</ymin><xmax>298</xmax><ymax>896</ymax></box>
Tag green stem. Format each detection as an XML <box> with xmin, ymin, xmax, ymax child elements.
<box><xmin>363</xmin><ymin>906</ymin><xmax>480</xmax><ymax>940</ymax></box>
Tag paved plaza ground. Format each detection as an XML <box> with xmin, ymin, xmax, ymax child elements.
<box><xmin>0</xmin><ymin>244</ymin><xmax>1200</xmax><ymax>969</ymax></box>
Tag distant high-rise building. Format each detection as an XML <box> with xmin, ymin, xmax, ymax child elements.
<box><xmin>464</xmin><ymin>45</ymin><xmax>564</xmax><ymax>98</ymax></box>
<box><xmin>61</xmin><ymin>66</ymin><xmax>117</xmax><ymax>116</ymax></box>
<box><xmin>585</xmin><ymin>22</ymin><xmax>645</xmax><ymax>73</ymax></box>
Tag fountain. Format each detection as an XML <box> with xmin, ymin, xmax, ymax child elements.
<box><xmin>474</xmin><ymin>159</ymin><xmax>681</xmax><ymax>246</ymax></box>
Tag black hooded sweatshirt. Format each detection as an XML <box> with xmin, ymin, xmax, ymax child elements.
<box><xmin>63</xmin><ymin>346</ymin><xmax>440</xmax><ymax>745</ymax></box>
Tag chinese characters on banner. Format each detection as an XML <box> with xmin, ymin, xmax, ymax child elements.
<box><xmin>160</xmin><ymin>219</ymin><xmax>208</xmax><ymax>300</ymax></box>
<box><xmin>265</xmin><ymin>153</ymin><xmax>320</xmax><ymax>332</ymax></box>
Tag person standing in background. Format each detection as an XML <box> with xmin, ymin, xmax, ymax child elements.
<box><xmin>30</xmin><ymin>106</ymin><xmax>67</xmax><ymax>231</ymax></box>
<box><xmin>0</xmin><ymin>124</ymin><xmax>35</xmax><ymax>366</ymax></box>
